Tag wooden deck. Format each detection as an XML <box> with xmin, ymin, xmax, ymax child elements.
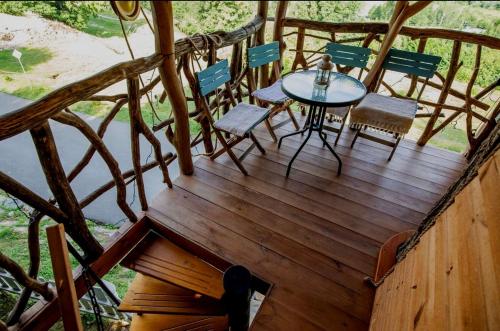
<box><xmin>147</xmin><ymin>114</ymin><xmax>466</xmax><ymax>331</ymax></box>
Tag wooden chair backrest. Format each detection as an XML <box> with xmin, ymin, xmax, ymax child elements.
<box><xmin>377</xmin><ymin>48</ymin><xmax>441</xmax><ymax>100</ymax></box>
<box><xmin>197</xmin><ymin>59</ymin><xmax>232</xmax><ymax>97</ymax></box>
<box><xmin>196</xmin><ymin>59</ymin><xmax>237</xmax><ymax>123</ymax></box>
<box><xmin>382</xmin><ymin>48</ymin><xmax>441</xmax><ymax>78</ymax></box>
<box><xmin>325</xmin><ymin>42</ymin><xmax>371</xmax><ymax>69</ymax></box>
<box><xmin>247</xmin><ymin>41</ymin><xmax>280</xmax><ymax>69</ymax></box>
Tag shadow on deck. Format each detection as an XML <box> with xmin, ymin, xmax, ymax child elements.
<box><xmin>146</xmin><ymin>113</ymin><xmax>466</xmax><ymax>330</ymax></box>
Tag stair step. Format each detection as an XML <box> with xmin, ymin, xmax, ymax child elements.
<box><xmin>130</xmin><ymin>314</ymin><xmax>228</xmax><ymax>331</ymax></box>
<box><xmin>121</xmin><ymin>231</ymin><xmax>224</xmax><ymax>299</ymax></box>
<box><xmin>119</xmin><ymin>274</ymin><xmax>225</xmax><ymax>315</ymax></box>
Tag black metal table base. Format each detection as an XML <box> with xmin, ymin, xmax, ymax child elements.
<box><xmin>278</xmin><ymin>104</ymin><xmax>342</xmax><ymax>177</ymax></box>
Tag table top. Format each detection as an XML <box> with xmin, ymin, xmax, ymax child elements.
<box><xmin>281</xmin><ymin>70</ymin><xmax>367</xmax><ymax>107</ymax></box>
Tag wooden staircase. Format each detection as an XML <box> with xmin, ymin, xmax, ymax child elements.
<box><xmin>119</xmin><ymin>231</ymin><xmax>230</xmax><ymax>331</ymax></box>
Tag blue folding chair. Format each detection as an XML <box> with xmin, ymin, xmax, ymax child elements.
<box><xmin>196</xmin><ymin>59</ymin><xmax>270</xmax><ymax>175</ymax></box>
<box><xmin>323</xmin><ymin>42</ymin><xmax>371</xmax><ymax>145</ymax></box>
<box><xmin>350</xmin><ymin>48</ymin><xmax>441</xmax><ymax>160</ymax></box>
<box><xmin>247</xmin><ymin>41</ymin><xmax>300</xmax><ymax>142</ymax></box>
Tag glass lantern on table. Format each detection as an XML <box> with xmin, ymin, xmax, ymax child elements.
<box><xmin>314</xmin><ymin>54</ymin><xmax>334</xmax><ymax>90</ymax></box>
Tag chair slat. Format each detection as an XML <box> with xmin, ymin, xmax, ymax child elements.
<box><xmin>248</xmin><ymin>41</ymin><xmax>280</xmax><ymax>68</ymax></box>
<box><xmin>196</xmin><ymin>60</ymin><xmax>231</xmax><ymax>96</ymax></box>
<box><xmin>383</xmin><ymin>48</ymin><xmax>441</xmax><ymax>78</ymax></box>
<box><xmin>388</xmin><ymin>48</ymin><xmax>441</xmax><ymax>64</ymax></box>
<box><xmin>325</xmin><ymin>42</ymin><xmax>371</xmax><ymax>68</ymax></box>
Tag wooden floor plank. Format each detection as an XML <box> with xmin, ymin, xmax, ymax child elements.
<box><xmin>230</xmin><ymin>144</ymin><xmax>426</xmax><ymax>223</ymax></box>
<box><xmin>240</xmin><ymin>133</ymin><xmax>444</xmax><ymax>204</ymax></box>
<box><xmin>147</xmin><ymin>115</ymin><xmax>465</xmax><ymax>330</ymax></box>
<box><xmin>275</xmin><ymin>123</ymin><xmax>464</xmax><ymax>177</ymax></box>
<box><xmin>197</xmin><ymin>157</ymin><xmax>382</xmax><ymax>254</ymax></box>
<box><xmin>253</xmin><ymin>128</ymin><xmax>453</xmax><ymax>192</ymax></box>
<box><xmin>271</xmin><ymin>112</ymin><xmax>466</xmax><ymax>165</ymax></box>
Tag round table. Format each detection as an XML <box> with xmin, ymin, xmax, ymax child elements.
<box><xmin>280</xmin><ymin>70</ymin><xmax>367</xmax><ymax>177</ymax></box>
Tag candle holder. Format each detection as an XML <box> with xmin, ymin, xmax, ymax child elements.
<box><xmin>314</xmin><ymin>54</ymin><xmax>334</xmax><ymax>90</ymax></box>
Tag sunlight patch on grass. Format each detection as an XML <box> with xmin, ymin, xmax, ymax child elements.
<box><xmin>0</xmin><ymin>48</ymin><xmax>53</xmax><ymax>73</ymax></box>
<box><xmin>82</xmin><ymin>12</ymin><xmax>146</xmax><ymax>38</ymax></box>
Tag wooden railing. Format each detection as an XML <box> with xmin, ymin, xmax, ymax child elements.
<box><xmin>278</xmin><ymin>18</ymin><xmax>499</xmax><ymax>156</ymax></box>
<box><xmin>0</xmin><ymin>5</ymin><xmax>267</xmax><ymax>330</ymax></box>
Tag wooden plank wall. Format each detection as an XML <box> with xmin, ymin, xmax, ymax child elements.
<box><xmin>369</xmin><ymin>150</ymin><xmax>500</xmax><ymax>331</ymax></box>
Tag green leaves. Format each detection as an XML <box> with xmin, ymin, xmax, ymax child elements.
<box><xmin>0</xmin><ymin>1</ymin><xmax>107</xmax><ymax>30</ymax></box>
<box><xmin>289</xmin><ymin>1</ymin><xmax>361</xmax><ymax>23</ymax></box>
<box><xmin>172</xmin><ymin>1</ymin><xmax>254</xmax><ymax>35</ymax></box>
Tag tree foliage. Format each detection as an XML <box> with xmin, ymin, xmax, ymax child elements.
<box><xmin>368</xmin><ymin>1</ymin><xmax>500</xmax><ymax>87</ymax></box>
<box><xmin>287</xmin><ymin>1</ymin><xmax>361</xmax><ymax>23</ymax></box>
<box><xmin>173</xmin><ymin>1</ymin><xmax>254</xmax><ymax>35</ymax></box>
<box><xmin>0</xmin><ymin>1</ymin><xmax>106</xmax><ymax>29</ymax></box>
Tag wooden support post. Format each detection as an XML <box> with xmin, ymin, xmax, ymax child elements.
<box><xmin>46</xmin><ymin>224</ymin><xmax>84</xmax><ymax>331</ymax></box>
<box><xmin>363</xmin><ymin>1</ymin><xmax>431</xmax><ymax>91</ymax></box>
<box><xmin>271</xmin><ymin>1</ymin><xmax>289</xmax><ymax>83</ymax></box>
<box><xmin>291</xmin><ymin>27</ymin><xmax>307</xmax><ymax>71</ymax></box>
<box><xmin>465</xmin><ymin>45</ymin><xmax>482</xmax><ymax>145</ymax></box>
<box><xmin>52</xmin><ymin>111</ymin><xmax>137</xmax><ymax>222</ymax></box>
<box><xmin>0</xmin><ymin>252</ymin><xmax>52</xmax><ymax>300</ymax></box>
<box><xmin>30</xmin><ymin>121</ymin><xmax>103</xmax><ymax>261</ymax></box>
<box><xmin>255</xmin><ymin>1</ymin><xmax>270</xmax><ymax>88</ymax></box>
<box><xmin>418</xmin><ymin>40</ymin><xmax>462</xmax><ymax>146</ymax></box>
<box><xmin>151</xmin><ymin>1</ymin><xmax>194</xmax><ymax>175</ymax></box>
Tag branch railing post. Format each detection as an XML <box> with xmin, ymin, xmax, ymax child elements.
<box><xmin>417</xmin><ymin>40</ymin><xmax>462</xmax><ymax>146</ymax></box>
<box><xmin>30</xmin><ymin>121</ymin><xmax>103</xmax><ymax>261</ymax></box>
<box><xmin>271</xmin><ymin>1</ymin><xmax>289</xmax><ymax>84</ymax></box>
<box><xmin>255</xmin><ymin>1</ymin><xmax>270</xmax><ymax>89</ymax></box>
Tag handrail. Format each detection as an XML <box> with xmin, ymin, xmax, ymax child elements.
<box><xmin>0</xmin><ymin>54</ymin><xmax>163</xmax><ymax>140</ymax></box>
<box><xmin>280</xmin><ymin>18</ymin><xmax>500</xmax><ymax>49</ymax></box>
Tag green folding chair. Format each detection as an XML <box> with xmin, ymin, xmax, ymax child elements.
<box><xmin>350</xmin><ymin>48</ymin><xmax>441</xmax><ymax>160</ymax></box>
<box><xmin>247</xmin><ymin>41</ymin><xmax>300</xmax><ymax>142</ymax></box>
<box><xmin>196</xmin><ymin>59</ymin><xmax>270</xmax><ymax>175</ymax></box>
<box><xmin>322</xmin><ymin>42</ymin><xmax>371</xmax><ymax>145</ymax></box>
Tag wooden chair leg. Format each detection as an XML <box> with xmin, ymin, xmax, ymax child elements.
<box><xmin>334</xmin><ymin>117</ymin><xmax>347</xmax><ymax>146</ymax></box>
<box><xmin>286</xmin><ymin>106</ymin><xmax>300</xmax><ymax>130</ymax></box>
<box><xmin>250</xmin><ymin>132</ymin><xmax>266</xmax><ymax>155</ymax></box>
<box><xmin>213</xmin><ymin>131</ymin><xmax>248</xmax><ymax>175</ymax></box>
<box><xmin>388</xmin><ymin>135</ymin><xmax>401</xmax><ymax>161</ymax></box>
<box><xmin>264</xmin><ymin>118</ymin><xmax>278</xmax><ymax>143</ymax></box>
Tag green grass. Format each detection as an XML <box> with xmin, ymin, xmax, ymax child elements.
<box><xmin>10</xmin><ymin>85</ymin><xmax>52</xmax><ymax>100</ymax></box>
<box><xmin>82</xmin><ymin>11</ymin><xmax>146</xmax><ymax>38</ymax></box>
<box><xmin>412</xmin><ymin>118</ymin><xmax>468</xmax><ymax>153</ymax></box>
<box><xmin>0</xmin><ymin>47</ymin><xmax>52</xmax><ymax>73</ymax></box>
<box><xmin>0</xmin><ymin>191</ymin><xmax>135</xmax><ymax>329</ymax></box>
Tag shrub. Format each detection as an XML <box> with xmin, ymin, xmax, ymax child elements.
<box><xmin>0</xmin><ymin>1</ymin><xmax>107</xmax><ymax>30</ymax></box>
